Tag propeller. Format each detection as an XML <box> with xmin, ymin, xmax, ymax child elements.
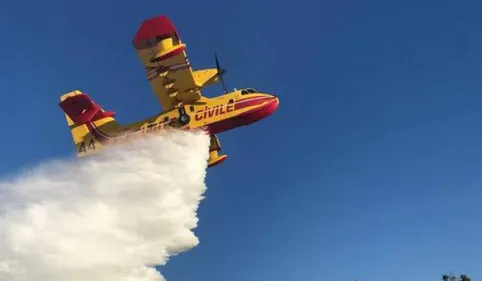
<box><xmin>215</xmin><ymin>52</ymin><xmax>228</xmax><ymax>94</ymax></box>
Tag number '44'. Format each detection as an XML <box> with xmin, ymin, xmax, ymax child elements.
<box><xmin>78</xmin><ymin>139</ymin><xmax>96</xmax><ymax>153</ymax></box>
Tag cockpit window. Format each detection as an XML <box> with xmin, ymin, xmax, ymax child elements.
<box><xmin>241</xmin><ymin>88</ymin><xmax>257</xmax><ymax>95</ymax></box>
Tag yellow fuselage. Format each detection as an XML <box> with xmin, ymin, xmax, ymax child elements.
<box><xmin>88</xmin><ymin>90</ymin><xmax>279</xmax><ymax>146</ymax></box>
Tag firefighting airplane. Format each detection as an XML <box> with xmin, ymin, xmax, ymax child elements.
<box><xmin>58</xmin><ymin>15</ymin><xmax>279</xmax><ymax>167</ymax></box>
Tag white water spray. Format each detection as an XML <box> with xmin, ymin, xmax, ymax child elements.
<box><xmin>0</xmin><ymin>130</ymin><xmax>210</xmax><ymax>281</ymax></box>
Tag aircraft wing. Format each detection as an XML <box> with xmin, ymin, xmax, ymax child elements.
<box><xmin>132</xmin><ymin>16</ymin><xmax>221</xmax><ymax>111</ymax></box>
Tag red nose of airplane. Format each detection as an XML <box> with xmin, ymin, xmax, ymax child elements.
<box><xmin>207</xmin><ymin>95</ymin><xmax>279</xmax><ymax>134</ymax></box>
<box><xmin>238</xmin><ymin>95</ymin><xmax>279</xmax><ymax>126</ymax></box>
<box><xmin>265</xmin><ymin>96</ymin><xmax>279</xmax><ymax>116</ymax></box>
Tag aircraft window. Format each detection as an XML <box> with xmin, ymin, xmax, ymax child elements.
<box><xmin>189</xmin><ymin>105</ymin><xmax>195</xmax><ymax>112</ymax></box>
<box><xmin>228</xmin><ymin>99</ymin><xmax>234</xmax><ymax>104</ymax></box>
<box><xmin>241</xmin><ymin>88</ymin><xmax>257</xmax><ymax>95</ymax></box>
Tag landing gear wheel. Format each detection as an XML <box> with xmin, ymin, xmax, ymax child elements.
<box><xmin>179</xmin><ymin>115</ymin><xmax>190</xmax><ymax>126</ymax></box>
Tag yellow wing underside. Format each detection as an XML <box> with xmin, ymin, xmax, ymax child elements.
<box><xmin>134</xmin><ymin>36</ymin><xmax>221</xmax><ymax>112</ymax></box>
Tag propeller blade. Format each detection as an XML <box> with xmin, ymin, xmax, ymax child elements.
<box><xmin>215</xmin><ymin>52</ymin><xmax>220</xmax><ymax>69</ymax></box>
<box><xmin>214</xmin><ymin>52</ymin><xmax>228</xmax><ymax>93</ymax></box>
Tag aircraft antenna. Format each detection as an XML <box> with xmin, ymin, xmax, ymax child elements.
<box><xmin>215</xmin><ymin>52</ymin><xmax>228</xmax><ymax>94</ymax></box>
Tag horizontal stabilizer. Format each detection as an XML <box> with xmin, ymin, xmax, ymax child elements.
<box><xmin>59</xmin><ymin>93</ymin><xmax>115</xmax><ymax>126</ymax></box>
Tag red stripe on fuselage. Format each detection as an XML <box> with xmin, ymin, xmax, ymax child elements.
<box><xmin>234</xmin><ymin>96</ymin><xmax>274</xmax><ymax>111</ymax></box>
<box><xmin>195</xmin><ymin>96</ymin><xmax>273</xmax><ymax>116</ymax></box>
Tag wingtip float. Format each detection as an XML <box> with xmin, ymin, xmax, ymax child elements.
<box><xmin>58</xmin><ymin>15</ymin><xmax>279</xmax><ymax>168</ymax></box>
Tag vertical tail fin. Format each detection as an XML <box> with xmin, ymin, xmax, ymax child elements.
<box><xmin>58</xmin><ymin>90</ymin><xmax>118</xmax><ymax>157</ymax></box>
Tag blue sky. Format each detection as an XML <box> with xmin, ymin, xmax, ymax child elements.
<box><xmin>1</xmin><ymin>0</ymin><xmax>482</xmax><ymax>280</ymax></box>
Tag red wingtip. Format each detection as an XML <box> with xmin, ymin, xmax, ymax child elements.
<box><xmin>132</xmin><ymin>15</ymin><xmax>179</xmax><ymax>49</ymax></box>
